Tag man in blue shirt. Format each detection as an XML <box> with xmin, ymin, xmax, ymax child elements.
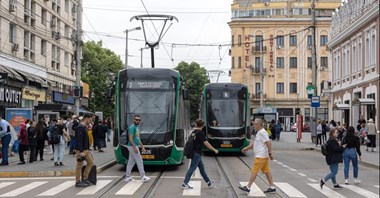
<box><xmin>0</xmin><ymin>116</ymin><xmax>11</xmax><ymax>166</ymax></box>
<box><xmin>125</xmin><ymin>115</ymin><xmax>150</xmax><ymax>183</ymax></box>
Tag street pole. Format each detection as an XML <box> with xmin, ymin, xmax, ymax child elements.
<box><xmin>260</xmin><ymin>39</ymin><xmax>264</xmax><ymax>109</ymax></box>
<box><xmin>125</xmin><ymin>30</ymin><xmax>128</xmax><ymax>69</ymax></box>
<box><xmin>311</xmin><ymin>0</ymin><xmax>317</xmax><ymax>121</ymax></box>
<box><xmin>75</xmin><ymin>0</ymin><xmax>82</xmax><ymax>116</ymax></box>
<box><xmin>140</xmin><ymin>48</ymin><xmax>143</xmax><ymax>68</ymax></box>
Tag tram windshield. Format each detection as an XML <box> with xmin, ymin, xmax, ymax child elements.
<box><xmin>206</xmin><ymin>100</ymin><xmax>245</xmax><ymax>128</ymax></box>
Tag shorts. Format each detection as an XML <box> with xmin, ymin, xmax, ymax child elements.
<box><xmin>252</xmin><ymin>157</ymin><xmax>270</xmax><ymax>174</ymax></box>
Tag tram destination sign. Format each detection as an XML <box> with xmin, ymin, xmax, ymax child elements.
<box><xmin>127</xmin><ymin>80</ymin><xmax>171</xmax><ymax>89</ymax></box>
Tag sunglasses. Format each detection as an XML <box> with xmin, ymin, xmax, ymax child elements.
<box><xmin>135</xmin><ymin>119</ymin><xmax>141</xmax><ymax>121</ymax></box>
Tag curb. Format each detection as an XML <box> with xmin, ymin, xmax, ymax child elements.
<box><xmin>0</xmin><ymin>160</ymin><xmax>117</xmax><ymax>178</ymax></box>
<box><xmin>305</xmin><ymin>147</ymin><xmax>379</xmax><ymax>169</ymax></box>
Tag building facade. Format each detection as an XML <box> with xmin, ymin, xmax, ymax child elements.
<box><xmin>329</xmin><ymin>0</ymin><xmax>379</xmax><ymax>129</ymax></box>
<box><xmin>229</xmin><ymin>0</ymin><xmax>340</xmax><ymax>130</ymax></box>
<box><xmin>0</xmin><ymin>0</ymin><xmax>83</xmax><ymax>118</ymax></box>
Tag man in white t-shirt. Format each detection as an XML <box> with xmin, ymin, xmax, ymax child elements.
<box><xmin>239</xmin><ymin>118</ymin><xmax>276</xmax><ymax>194</ymax></box>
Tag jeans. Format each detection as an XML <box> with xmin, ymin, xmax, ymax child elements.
<box><xmin>53</xmin><ymin>136</ymin><xmax>65</xmax><ymax>163</ymax></box>
<box><xmin>1</xmin><ymin>134</ymin><xmax>11</xmax><ymax>164</ymax></box>
<box><xmin>344</xmin><ymin>148</ymin><xmax>358</xmax><ymax>179</ymax></box>
<box><xmin>125</xmin><ymin>146</ymin><xmax>145</xmax><ymax>178</ymax></box>
<box><xmin>75</xmin><ymin>150</ymin><xmax>94</xmax><ymax>182</ymax></box>
<box><xmin>184</xmin><ymin>153</ymin><xmax>210</xmax><ymax>184</ymax></box>
<box><xmin>107</xmin><ymin>129</ymin><xmax>112</xmax><ymax>141</ymax></box>
<box><xmin>69</xmin><ymin>137</ymin><xmax>76</xmax><ymax>154</ymax></box>
<box><xmin>324</xmin><ymin>163</ymin><xmax>338</xmax><ymax>184</ymax></box>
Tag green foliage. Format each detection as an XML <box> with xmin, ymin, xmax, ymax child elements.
<box><xmin>81</xmin><ymin>41</ymin><xmax>123</xmax><ymax>118</ymax></box>
<box><xmin>174</xmin><ymin>61</ymin><xmax>209</xmax><ymax>121</ymax></box>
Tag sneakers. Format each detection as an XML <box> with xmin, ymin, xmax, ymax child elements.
<box><xmin>238</xmin><ymin>186</ymin><xmax>250</xmax><ymax>192</ymax></box>
<box><xmin>141</xmin><ymin>176</ymin><xmax>151</xmax><ymax>183</ymax></box>
<box><xmin>333</xmin><ymin>184</ymin><xmax>343</xmax><ymax>190</ymax></box>
<box><xmin>207</xmin><ymin>180</ymin><xmax>215</xmax><ymax>188</ymax></box>
<box><xmin>345</xmin><ymin>179</ymin><xmax>349</xmax><ymax>184</ymax></box>
<box><xmin>182</xmin><ymin>183</ymin><xmax>193</xmax><ymax>189</ymax></box>
<box><xmin>59</xmin><ymin>162</ymin><xmax>64</xmax><ymax>166</ymax></box>
<box><xmin>125</xmin><ymin>177</ymin><xmax>135</xmax><ymax>183</ymax></box>
<box><xmin>75</xmin><ymin>181</ymin><xmax>90</xmax><ymax>187</ymax></box>
<box><xmin>82</xmin><ymin>179</ymin><xmax>93</xmax><ymax>185</ymax></box>
<box><xmin>263</xmin><ymin>187</ymin><xmax>276</xmax><ymax>194</ymax></box>
<box><xmin>320</xmin><ymin>179</ymin><xmax>325</xmax><ymax>189</ymax></box>
<box><xmin>353</xmin><ymin>178</ymin><xmax>361</xmax><ymax>184</ymax></box>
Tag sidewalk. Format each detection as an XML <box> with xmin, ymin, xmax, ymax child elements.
<box><xmin>0</xmin><ymin>141</ymin><xmax>116</xmax><ymax>177</ymax></box>
<box><xmin>274</xmin><ymin>132</ymin><xmax>380</xmax><ymax>169</ymax></box>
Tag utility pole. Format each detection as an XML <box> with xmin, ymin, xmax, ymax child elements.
<box><xmin>311</xmin><ymin>0</ymin><xmax>317</xmax><ymax>120</ymax></box>
<box><xmin>260</xmin><ymin>39</ymin><xmax>264</xmax><ymax>109</ymax></box>
<box><xmin>75</xmin><ymin>0</ymin><xmax>82</xmax><ymax>116</ymax></box>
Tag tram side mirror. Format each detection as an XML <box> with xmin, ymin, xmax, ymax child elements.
<box><xmin>183</xmin><ymin>89</ymin><xmax>189</xmax><ymax>100</ymax></box>
<box><xmin>107</xmin><ymin>86</ymin><xmax>114</xmax><ymax>99</ymax></box>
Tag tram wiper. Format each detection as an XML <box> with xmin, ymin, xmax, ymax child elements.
<box><xmin>144</xmin><ymin>117</ymin><xmax>168</xmax><ymax>145</ymax></box>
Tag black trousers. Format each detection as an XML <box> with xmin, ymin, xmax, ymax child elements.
<box><xmin>36</xmin><ymin>139</ymin><xmax>45</xmax><ymax>160</ymax></box>
<box><xmin>316</xmin><ymin>134</ymin><xmax>322</xmax><ymax>146</ymax></box>
<box><xmin>18</xmin><ymin>145</ymin><xmax>29</xmax><ymax>163</ymax></box>
<box><xmin>322</xmin><ymin>132</ymin><xmax>327</xmax><ymax>143</ymax></box>
<box><xmin>29</xmin><ymin>145</ymin><xmax>37</xmax><ymax>163</ymax></box>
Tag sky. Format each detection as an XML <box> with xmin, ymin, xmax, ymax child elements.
<box><xmin>82</xmin><ymin>0</ymin><xmax>233</xmax><ymax>83</ymax></box>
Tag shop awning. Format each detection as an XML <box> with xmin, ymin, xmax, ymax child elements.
<box><xmin>336</xmin><ymin>104</ymin><xmax>350</xmax><ymax>110</ymax></box>
<box><xmin>16</xmin><ymin>70</ymin><xmax>46</xmax><ymax>85</ymax></box>
<box><xmin>358</xmin><ymin>98</ymin><xmax>375</xmax><ymax>105</ymax></box>
<box><xmin>0</xmin><ymin>65</ymin><xmax>24</xmax><ymax>81</ymax></box>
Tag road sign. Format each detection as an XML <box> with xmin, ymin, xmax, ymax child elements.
<box><xmin>311</xmin><ymin>96</ymin><xmax>320</xmax><ymax>107</ymax></box>
<box><xmin>306</xmin><ymin>85</ymin><xmax>315</xmax><ymax>99</ymax></box>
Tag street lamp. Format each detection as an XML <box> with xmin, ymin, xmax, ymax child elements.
<box><xmin>124</xmin><ymin>27</ymin><xmax>141</xmax><ymax>69</ymax></box>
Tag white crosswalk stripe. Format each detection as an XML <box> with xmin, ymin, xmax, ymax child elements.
<box><xmin>0</xmin><ymin>182</ymin><xmax>15</xmax><ymax>190</ymax></box>
<box><xmin>115</xmin><ymin>180</ymin><xmax>144</xmax><ymax>195</ymax></box>
<box><xmin>37</xmin><ymin>181</ymin><xmax>73</xmax><ymax>196</ymax></box>
<box><xmin>308</xmin><ymin>183</ymin><xmax>346</xmax><ymax>198</ymax></box>
<box><xmin>182</xmin><ymin>181</ymin><xmax>201</xmax><ymax>196</ymax></box>
<box><xmin>344</xmin><ymin>184</ymin><xmax>379</xmax><ymax>198</ymax></box>
<box><xmin>274</xmin><ymin>182</ymin><xmax>307</xmax><ymax>198</ymax></box>
<box><xmin>76</xmin><ymin>180</ymin><xmax>112</xmax><ymax>195</ymax></box>
<box><xmin>239</xmin><ymin>182</ymin><xmax>266</xmax><ymax>197</ymax></box>
<box><xmin>0</xmin><ymin>182</ymin><xmax>47</xmax><ymax>197</ymax></box>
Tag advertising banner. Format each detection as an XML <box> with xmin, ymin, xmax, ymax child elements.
<box><xmin>5</xmin><ymin>108</ymin><xmax>32</xmax><ymax>132</ymax></box>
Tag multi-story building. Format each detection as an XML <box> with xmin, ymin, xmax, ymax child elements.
<box><xmin>228</xmin><ymin>0</ymin><xmax>340</xmax><ymax>130</ymax></box>
<box><xmin>0</xmin><ymin>0</ymin><xmax>85</xmax><ymax>118</ymax></box>
<box><xmin>329</xmin><ymin>0</ymin><xmax>379</xmax><ymax>129</ymax></box>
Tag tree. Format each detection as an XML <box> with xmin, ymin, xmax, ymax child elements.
<box><xmin>81</xmin><ymin>41</ymin><xmax>123</xmax><ymax>117</ymax></box>
<box><xmin>174</xmin><ymin>61</ymin><xmax>210</xmax><ymax>121</ymax></box>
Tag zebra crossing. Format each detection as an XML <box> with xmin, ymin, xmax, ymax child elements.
<box><xmin>0</xmin><ymin>179</ymin><xmax>378</xmax><ymax>197</ymax></box>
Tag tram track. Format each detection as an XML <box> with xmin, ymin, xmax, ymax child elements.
<box><xmin>142</xmin><ymin>167</ymin><xmax>166</xmax><ymax>198</ymax></box>
<box><xmin>215</xmin><ymin>156</ymin><xmax>239</xmax><ymax>198</ymax></box>
<box><xmin>96</xmin><ymin>175</ymin><xmax>126</xmax><ymax>198</ymax></box>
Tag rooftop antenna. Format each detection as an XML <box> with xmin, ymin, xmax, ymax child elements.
<box><xmin>130</xmin><ymin>14</ymin><xmax>178</xmax><ymax>68</ymax></box>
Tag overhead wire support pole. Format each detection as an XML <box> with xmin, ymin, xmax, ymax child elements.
<box><xmin>75</xmin><ymin>0</ymin><xmax>82</xmax><ymax>116</ymax></box>
<box><xmin>311</xmin><ymin>0</ymin><xmax>317</xmax><ymax>120</ymax></box>
<box><xmin>260</xmin><ymin>38</ymin><xmax>264</xmax><ymax>109</ymax></box>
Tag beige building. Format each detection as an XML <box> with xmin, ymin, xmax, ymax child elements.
<box><xmin>329</xmin><ymin>0</ymin><xmax>379</xmax><ymax>129</ymax></box>
<box><xmin>0</xmin><ymin>0</ymin><xmax>80</xmax><ymax>117</ymax></box>
<box><xmin>229</xmin><ymin>0</ymin><xmax>340</xmax><ymax>130</ymax></box>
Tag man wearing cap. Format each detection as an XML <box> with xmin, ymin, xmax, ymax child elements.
<box><xmin>0</xmin><ymin>116</ymin><xmax>11</xmax><ymax>166</ymax></box>
<box><xmin>74</xmin><ymin>113</ymin><xmax>94</xmax><ymax>187</ymax></box>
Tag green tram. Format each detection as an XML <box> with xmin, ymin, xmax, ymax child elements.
<box><xmin>200</xmin><ymin>83</ymin><xmax>250</xmax><ymax>152</ymax></box>
<box><xmin>113</xmin><ymin>68</ymin><xmax>190</xmax><ymax>165</ymax></box>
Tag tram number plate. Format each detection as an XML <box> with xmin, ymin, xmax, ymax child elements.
<box><xmin>221</xmin><ymin>141</ymin><xmax>232</xmax><ymax>148</ymax></box>
<box><xmin>141</xmin><ymin>155</ymin><xmax>155</xmax><ymax>160</ymax></box>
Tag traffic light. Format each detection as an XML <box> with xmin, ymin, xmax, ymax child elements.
<box><xmin>73</xmin><ymin>86</ymin><xmax>83</xmax><ymax>98</ymax></box>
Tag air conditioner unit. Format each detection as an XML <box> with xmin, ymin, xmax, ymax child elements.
<box><xmin>307</xmin><ymin>45</ymin><xmax>312</xmax><ymax>49</ymax></box>
<box><xmin>264</xmin><ymin>2</ymin><xmax>270</xmax><ymax>6</ymax></box>
<box><xmin>50</xmin><ymin>19</ymin><xmax>56</xmax><ymax>28</ymax></box>
<box><xmin>53</xmin><ymin>31</ymin><xmax>61</xmax><ymax>40</ymax></box>
<box><xmin>9</xmin><ymin>0</ymin><xmax>16</xmax><ymax>12</ymax></box>
<box><xmin>12</xmin><ymin>43</ymin><xmax>19</xmax><ymax>51</ymax></box>
<box><xmin>319</xmin><ymin>67</ymin><xmax>325</xmax><ymax>71</ymax></box>
<box><xmin>277</xmin><ymin>45</ymin><xmax>283</xmax><ymax>48</ymax></box>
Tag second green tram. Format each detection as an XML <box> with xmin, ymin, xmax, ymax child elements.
<box><xmin>113</xmin><ymin>68</ymin><xmax>190</xmax><ymax>165</ymax></box>
<box><xmin>200</xmin><ymin>83</ymin><xmax>250</xmax><ymax>152</ymax></box>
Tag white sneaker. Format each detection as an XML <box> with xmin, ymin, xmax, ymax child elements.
<box><xmin>345</xmin><ymin>179</ymin><xmax>349</xmax><ymax>184</ymax></box>
<box><xmin>353</xmin><ymin>178</ymin><xmax>361</xmax><ymax>184</ymax></box>
<box><xmin>125</xmin><ymin>177</ymin><xmax>134</xmax><ymax>183</ymax></box>
<box><xmin>141</xmin><ymin>176</ymin><xmax>151</xmax><ymax>182</ymax></box>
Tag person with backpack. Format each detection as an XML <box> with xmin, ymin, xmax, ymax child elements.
<box><xmin>341</xmin><ymin>126</ymin><xmax>361</xmax><ymax>185</ymax></box>
<box><xmin>17</xmin><ymin>123</ymin><xmax>29</xmax><ymax>165</ymax></box>
<box><xmin>52</xmin><ymin>118</ymin><xmax>68</xmax><ymax>166</ymax></box>
<box><xmin>28</xmin><ymin>121</ymin><xmax>38</xmax><ymax>163</ymax></box>
<box><xmin>320</xmin><ymin>128</ymin><xmax>347</xmax><ymax>190</ymax></box>
<box><xmin>125</xmin><ymin>115</ymin><xmax>151</xmax><ymax>183</ymax></box>
<box><xmin>274</xmin><ymin>120</ymin><xmax>283</xmax><ymax>141</ymax></box>
<box><xmin>182</xmin><ymin>118</ymin><xmax>218</xmax><ymax>189</ymax></box>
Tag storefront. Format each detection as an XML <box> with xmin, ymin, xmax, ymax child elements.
<box><xmin>0</xmin><ymin>84</ymin><xmax>22</xmax><ymax>118</ymax></box>
<box><xmin>21</xmin><ymin>86</ymin><xmax>46</xmax><ymax>108</ymax></box>
<box><xmin>36</xmin><ymin>91</ymin><xmax>75</xmax><ymax>118</ymax></box>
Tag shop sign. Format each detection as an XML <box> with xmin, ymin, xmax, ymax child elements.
<box><xmin>82</xmin><ymin>82</ymin><xmax>90</xmax><ymax>98</ymax></box>
<box><xmin>5</xmin><ymin>108</ymin><xmax>32</xmax><ymax>132</ymax></box>
<box><xmin>0</xmin><ymin>86</ymin><xmax>21</xmax><ymax>104</ymax></box>
<box><xmin>53</xmin><ymin>91</ymin><xmax>75</xmax><ymax>105</ymax></box>
<box><xmin>22</xmin><ymin>86</ymin><xmax>46</xmax><ymax>102</ymax></box>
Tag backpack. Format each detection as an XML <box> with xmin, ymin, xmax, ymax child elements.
<box><xmin>50</xmin><ymin>125</ymin><xmax>61</xmax><ymax>144</ymax></box>
<box><xmin>321</xmin><ymin>142</ymin><xmax>328</xmax><ymax>156</ymax></box>
<box><xmin>184</xmin><ymin>131</ymin><xmax>197</xmax><ymax>159</ymax></box>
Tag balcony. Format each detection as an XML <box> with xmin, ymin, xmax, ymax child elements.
<box><xmin>252</xmin><ymin>46</ymin><xmax>267</xmax><ymax>54</ymax></box>
<box><xmin>251</xmin><ymin>66</ymin><xmax>267</xmax><ymax>75</ymax></box>
<box><xmin>251</xmin><ymin>93</ymin><xmax>267</xmax><ymax>100</ymax></box>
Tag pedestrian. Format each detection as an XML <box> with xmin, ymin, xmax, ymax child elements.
<box><xmin>337</xmin><ymin>123</ymin><xmax>347</xmax><ymax>142</ymax></box>
<box><xmin>67</xmin><ymin>115</ymin><xmax>79</xmax><ymax>155</ymax></box>
<box><xmin>125</xmin><ymin>115</ymin><xmax>151</xmax><ymax>183</ymax></box>
<box><xmin>366</xmin><ymin>118</ymin><xmax>377</xmax><ymax>152</ymax></box>
<box><xmin>52</xmin><ymin>118</ymin><xmax>68</xmax><ymax>166</ymax></box>
<box><xmin>106</xmin><ymin>117</ymin><xmax>113</xmax><ymax>142</ymax></box>
<box><xmin>75</xmin><ymin>113</ymin><xmax>94</xmax><ymax>188</ymax></box>
<box><xmin>28</xmin><ymin>121</ymin><xmax>38</xmax><ymax>163</ymax></box>
<box><xmin>269</xmin><ymin>120</ymin><xmax>276</xmax><ymax>141</ymax></box>
<box><xmin>239</xmin><ymin>118</ymin><xmax>276</xmax><ymax>194</ymax></box>
<box><xmin>0</xmin><ymin>116</ymin><xmax>11</xmax><ymax>166</ymax></box>
<box><xmin>321</xmin><ymin>120</ymin><xmax>329</xmax><ymax>144</ymax></box>
<box><xmin>92</xmin><ymin>116</ymin><xmax>100</xmax><ymax>151</ymax></box>
<box><xmin>35</xmin><ymin>120</ymin><xmax>48</xmax><ymax>161</ymax></box>
<box><xmin>48</xmin><ymin>119</ymin><xmax>57</xmax><ymax>158</ymax></box>
<box><xmin>274</xmin><ymin>120</ymin><xmax>283</xmax><ymax>141</ymax></box>
<box><xmin>316</xmin><ymin>120</ymin><xmax>322</xmax><ymax>147</ymax></box>
<box><xmin>341</xmin><ymin>126</ymin><xmax>361</xmax><ymax>184</ymax></box>
<box><xmin>320</xmin><ymin>128</ymin><xmax>347</xmax><ymax>190</ymax></box>
<box><xmin>17</xmin><ymin>123</ymin><xmax>29</xmax><ymax>165</ymax></box>
<box><xmin>182</xmin><ymin>118</ymin><xmax>218</xmax><ymax>189</ymax></box>
<box><xmin>95</xmin><ymin>121</ymin><xmax>108</xmax><ymax>152</ymax></box>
